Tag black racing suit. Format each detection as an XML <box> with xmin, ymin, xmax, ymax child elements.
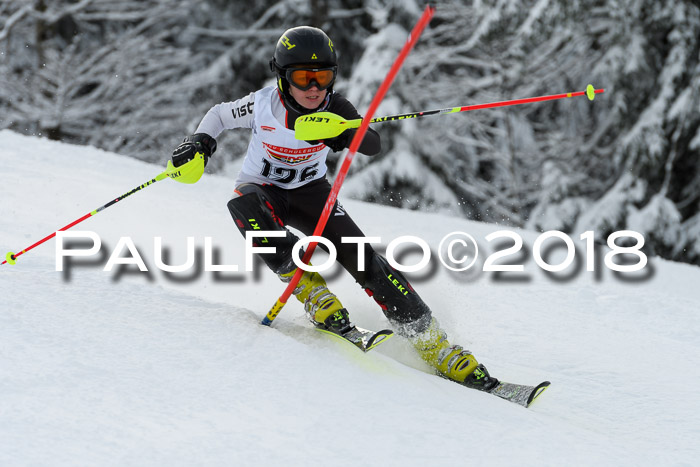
<box><xmin>227</xmin><ymin>92</ymin><xmax>432</xmax><ymax>336</ymax></box>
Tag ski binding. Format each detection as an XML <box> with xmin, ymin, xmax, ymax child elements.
<box><xmin>315</xmin><ymin>323</ymin><xmax>393</xmax><ymax>352</ymax></box>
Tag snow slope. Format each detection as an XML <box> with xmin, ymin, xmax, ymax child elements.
<box><xmin>1</xmin><ymin>130</ymin><xmax>699</xmax><ymax>466</ymax></box>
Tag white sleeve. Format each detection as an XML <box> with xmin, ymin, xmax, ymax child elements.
<box><xmin>195</xmin><ymin>91</ymin><xmax>256</xmax><ymax>138</ymax></box>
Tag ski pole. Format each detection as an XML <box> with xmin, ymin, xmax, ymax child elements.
<box><xmin>2</xmin><ymin>153</ymin><xmax>206</xmax><ymax>265</ymax></box>
<box><xmin>262</xmin><ymin>5</ymin><xmax>436</xmax><ymax>326</ymax></box>
<box><xmin>295</xmin><ymin>85</ymin><xmax>604</xmax><ymax>140</ymax></box>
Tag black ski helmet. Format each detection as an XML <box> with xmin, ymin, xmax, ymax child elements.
<box><xmin>269</xmin><ymin>26</ymin><xmax>338</xmax><ymax>111</ymax></box>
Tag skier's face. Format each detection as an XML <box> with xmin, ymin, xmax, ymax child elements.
<box><xmin>289</xmin><ymin>84</ymin><xmax>327</xmax><ymax>110</ymax></box>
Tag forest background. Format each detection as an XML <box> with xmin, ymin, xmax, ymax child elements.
<box><xmin>2</xmin><ymin>0</ymin><xmax>699</xmax><ymax>265</ymax></box>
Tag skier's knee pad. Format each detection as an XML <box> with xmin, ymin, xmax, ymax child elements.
<box><xmin>227</xmin><ymin>185</ymin><xmax>285</xmax><ymax>231</ymax></box>
<box><xmin>363</xmin><ymin>253</ymin><xmax>432</xmax><ymax>335</ymax></box>
<box><xmin>227</xmin><ymin>188</ymin><xmax>298</xmax><ymax>274</ymax></box>
<box><xmin>228</xmin><ymin>191</ymin><xmax>283</xmax><ymax>231</ymax></box>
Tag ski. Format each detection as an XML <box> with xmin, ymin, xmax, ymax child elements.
<box><xmin>315</xmin><ymin>324</ymin><xmax>394</xmax><ymax>352</ymax></box>
<box><xmin>488</xmin><ymin>380</ymin><xmax>551</xmax><ymax>408</ymax></box>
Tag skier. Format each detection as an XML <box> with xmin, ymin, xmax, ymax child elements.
<box><xmin>172</xmin><ymin>26</ymin><xmax>497</xmax><ymax>391</ymax></box>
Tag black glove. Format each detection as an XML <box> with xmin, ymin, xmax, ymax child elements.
<box><xmin>172</xmin><ymin>133</ymin><xmax>217</xmax><ymax>168</ymax></box>
<box><xmin>321</xmin><ymin>129</ymin><xmax>352</xmax><ymax>152</ymax></box>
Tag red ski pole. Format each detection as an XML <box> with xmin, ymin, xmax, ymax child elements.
<box><xmin>262</xmin><ymin>5</ymin><xmax>436</xmax><ymax>326</ymax></box>
<box><xmin>295</xmin><ymin>85</ymin><xmax>605</xmax><ymax>140</ymax></box>
<box><xmin>2</xmin><ymin>154</ymin><xmax>206</xmax><ymax>265</ymax></box>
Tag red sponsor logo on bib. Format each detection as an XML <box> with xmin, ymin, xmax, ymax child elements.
<box><xmin>263</xmin><ymin>142</ymin><xmax>324</xmax><ymax>165</ymax></box>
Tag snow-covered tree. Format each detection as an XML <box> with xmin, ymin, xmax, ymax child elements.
<box><xmin>0</xmin><ymin>0</ymin><xmax>383</xmax><ymax>165</ymax></box>
<box><xmin>345</xmin><ymin>0</ymin><xmax>700</xmax><ymax>265</ymax></box>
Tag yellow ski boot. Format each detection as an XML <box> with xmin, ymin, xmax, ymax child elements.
<box><xmin>280</xmin><ymin>268</ymin><xmax>351</xmax><ymax>333</ymax></box>
<box><xmin>410</xmin><ymin>318</ymin><xmax>498</xmax><ymax>391</ymax></box>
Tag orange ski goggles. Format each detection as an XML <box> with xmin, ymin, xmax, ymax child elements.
<box><xmin>286</xmin><ymin>67</ymin><xmax>337</xmax><ymax>91</ymax></box>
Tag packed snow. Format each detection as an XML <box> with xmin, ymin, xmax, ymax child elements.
<box><xmin>1</xmin><ymin>130</ymin><xmax>699</xmax><ymax>466</ymax></box>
